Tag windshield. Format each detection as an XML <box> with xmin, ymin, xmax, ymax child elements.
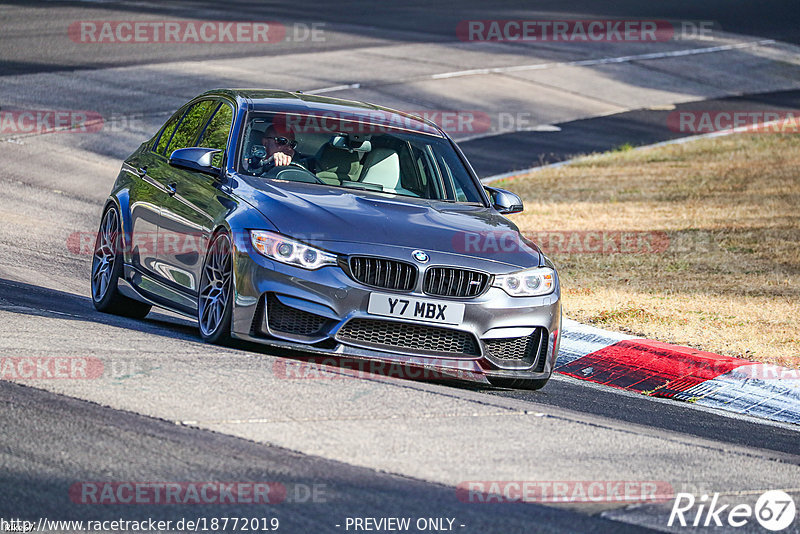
<box><xmin>237</xmin><ymin>111</ymin><xmax>485</xmax><ymax>204</ymax></box>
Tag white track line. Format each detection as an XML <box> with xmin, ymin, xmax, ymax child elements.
<box><xmin>306</xmin><ymin>82</ymin><xmax>361</xmax><ymax>95</ymax></box>
<box><xmin>432</xmin><ymin>39</ymin><xmax>775</xmax><ymax>79</ymax></box>
<box><xmin>307</xmin><ymin>39</ymin><xmax>775</xmax><ymax>95</ymax></box>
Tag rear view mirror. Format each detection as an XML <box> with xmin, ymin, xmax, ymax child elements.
<box><xmin>485</xmin><ymin>186</ymin><xmax>524</xmax><ymax>214</ymax></box>
<box><xmin>329</xmin><ymin>134</ymin><xmax>372</xmax><ymax>153</ymax></box>
<box><xmin>169</xmin><ymin>147</ymin><xmax>222</xmax><ymax>177</ymax></box>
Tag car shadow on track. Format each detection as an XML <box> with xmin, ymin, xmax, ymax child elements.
<box><xmin>0</xmin><ymin>277</ymin><xmax>202</xmax><ymax>340</ymax></box>
<box><xmin>0</xmin><ymin>277</ymin><xmax>501</xmax><ymax>392</ymax></box>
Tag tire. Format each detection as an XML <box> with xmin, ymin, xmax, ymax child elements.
<box><xmin>488</xmin><ymin>374</ymin><xmax>551</xmax><ymax>390</ymax></box>
<box><xmin>91</xmin><ymin>205</ymin><xmax>152</xmax><ymax>319</ymax></box>
<box><xmin>198</xmin><ymin>231</ymin><xmax>234</xmax><ymax>345</ymax></box>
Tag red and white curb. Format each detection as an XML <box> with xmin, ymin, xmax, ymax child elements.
<box><xmin>557</xmin><ymin>319</ymin><xmax>800</xmax><ymax>425</ymax></box>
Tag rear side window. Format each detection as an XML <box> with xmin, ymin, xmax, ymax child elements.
<box><xmin>165</xmin><ymin>101</ymin><xmax>214</xmax><ymax>156</ymax></box>
<box><xmin>197</xmin><ymin>103</ymin><xmax>234</xmax><ymax>167</ymax></box>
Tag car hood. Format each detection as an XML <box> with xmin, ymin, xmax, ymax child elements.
<box><xmin>235</xmin><ymin>177</ymin><xmax>543</xmax><ymax>268</ymax></box>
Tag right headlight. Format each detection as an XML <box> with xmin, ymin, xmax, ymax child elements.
<box><xmin>492</xmin><ymin>267</ymin><xmax>556</xmax><ymax>297</ymax></box>
<box><xmin>250</xmin><ymin>230</ymin><xmax>337</xmax><ymax>270</ymax></box>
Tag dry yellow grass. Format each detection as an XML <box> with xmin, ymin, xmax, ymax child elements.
<box><xmin>496</xmin><ymin>134</ymin><xmax>800</xmax><ymax>368</ymax></box>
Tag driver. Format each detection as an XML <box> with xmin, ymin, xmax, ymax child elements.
<box><xmin>261</xmin><ymin>124</ymin><xmax>297</xmax><ymax>166</ymax></box>
<box><xmin>246</xmin><ymin>124</ymin><xmax>303</xmax><ymax>174</ymax></box>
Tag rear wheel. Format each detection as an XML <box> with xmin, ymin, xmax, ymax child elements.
<box><xmin>91</xmin><ymin>206</ymin><xmax>152</xmax><ymax>318</ymax></box>
<box><xmin>198</xmin><ymin>231</ymin><xmax>234</xmax><ymax>345</ymax></box>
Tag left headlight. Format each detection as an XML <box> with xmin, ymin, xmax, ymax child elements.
<box><xmin>250</xmin><ymin>230</ymin><xmax>338</xmax><ymax>270</ymax></box>
<box><xmin>492</xmin><ymin>266</ymin><xmax>556</xmax><ymax>297</ymax></box>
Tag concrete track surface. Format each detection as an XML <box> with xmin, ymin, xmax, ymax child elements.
<box><xmin>1</xmin><ymin>2</ymin><xmax>799</xmax><ymax>533</ymax></box>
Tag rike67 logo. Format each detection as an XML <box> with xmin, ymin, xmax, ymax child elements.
<box><xmin>669</xmin><ymin>490</ymin><xmax>796</xmax><ymax>531</ymax></box>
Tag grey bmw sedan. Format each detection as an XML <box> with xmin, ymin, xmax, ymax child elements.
<box><xmin>91</xmin><ymin>89</ymin><xmax>561</xmax><ymax>389</ymax></box>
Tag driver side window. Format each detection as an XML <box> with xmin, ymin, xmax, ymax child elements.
<box><xmin>155</xmin><ymin>111</ymin><xmax>183</xmax><ymax>155</ymax></box>
<box><xmin>197</xmin><ymin>103</ymin><xmax>234</xmax><ymax>168</ymax></box>
<box><xmin>165</xmin><ymin>100</ymin><xmax>214</xmax><ymax>156</ymax></box>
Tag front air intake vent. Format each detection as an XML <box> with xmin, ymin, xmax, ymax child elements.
<box><xmin>336</xmin><ymin>318</ymin><xmax>479</xmax><ymax>357</ymax></box>
<box><xmin>266</xmin><ymin>294</ymin><xmax>329</xmax><ymax>336</ymax></box>
<box><xmin>483</xmin><ymin>328</ymin><xmax>548</xmax><ymax>369</ymax></box>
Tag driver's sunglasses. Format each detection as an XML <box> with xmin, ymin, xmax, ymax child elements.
<box><xmin>266</xmin><ymin>136</ymin><xmax>297</xmax><ymax>149</ymax></box>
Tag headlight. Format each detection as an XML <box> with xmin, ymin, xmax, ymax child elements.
<box><xmin>250</xmin><ymin>230</ymin><xmax>337</xmax><ymax>270</ymax></box>
<box><xmin>492</xmin><ymin>267</ymin><xmax>556</xmax><ymax>297</ymax></box>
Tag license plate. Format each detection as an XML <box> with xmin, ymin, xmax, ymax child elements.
<box><xmin>367</xmin><ymin>293</ymin><xmax>465</xmax><ymax>325</ymax></box>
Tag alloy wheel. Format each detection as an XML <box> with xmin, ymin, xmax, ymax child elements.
<box><xmin>198</xmin><ymin>233</ymin><xmax>232</xmax><ymax>337</ymax></box>
<box><xmin>91</xmin><ymin>208</ymin><xmax>118</xmax><ymax>301</ymax></box>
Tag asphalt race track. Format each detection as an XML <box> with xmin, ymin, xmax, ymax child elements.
<box><xmin>465</xmin><ymin>88</ymin><xmax>800</xmax><ymax>177</ymax></box>
<box><xmin>1</xmin><ymin>2</ymin><xmax>799</xmax><ymax>533</ymax></box>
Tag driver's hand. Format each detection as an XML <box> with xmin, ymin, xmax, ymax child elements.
<box><xmin>272</xmin><ymin>152</ymin><xmax>293</xmax><ymax>166</ymax></box>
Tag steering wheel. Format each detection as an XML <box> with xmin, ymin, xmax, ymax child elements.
<box><xmin>283</xmin><ymin>161</ymin><xmax>311</xmax><ymax>172</ymax></box>
<box><xmin>258</xmin><ymin>157</ymin><xmax>324</xmax><ymax>184</ymax></box>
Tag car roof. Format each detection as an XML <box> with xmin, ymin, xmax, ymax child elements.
<box><xmin>198</xmin><ymin>89</ymin><xmax>445</xmax><ymax>137</ymax></box>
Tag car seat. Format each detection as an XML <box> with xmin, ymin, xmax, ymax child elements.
<box><xmin>314</xmin><ymin>144</ymin><xmax>362</xmax><ymax>185</ymax></box>
<box><xmin>359</xmin><ymin>148</ymin><xmax>416</xmax><ymax>196</ymax></box>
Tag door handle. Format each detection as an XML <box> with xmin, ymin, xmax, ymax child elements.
<box><xmin>137</xmin><ymin>166</ymin><xmax>148</xmax><ymax>176</ymax></box>
<box><xmin>166</xmin><ymin>182</ymin><xmax>177</xmax><ymax>196</ymax></box>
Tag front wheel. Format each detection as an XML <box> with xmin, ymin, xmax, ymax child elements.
<box><xmin>91</xmin><ymin>206</ymin><xmax>152</xmax><ymax>318</ymax></box>
<box><xmin>198</xmin><ymin>231</ymin><xmax>234</xmax><ymax>345</ymax></box>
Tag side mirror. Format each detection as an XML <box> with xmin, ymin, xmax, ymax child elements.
<box><xmin>169</xmin><ymin>147</ymin><xmax>222</xmax><ymax>177</ymax></box>
<box><xmin>485</xmin><ymin>186</ymin><xmax>524</xmax><ymax>214</ymax></box>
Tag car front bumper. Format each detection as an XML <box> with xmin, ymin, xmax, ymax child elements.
<box><xmin>230</xmin><ymin>240</ymin><xmax>561</xmax><ymax>384</ymax></box>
